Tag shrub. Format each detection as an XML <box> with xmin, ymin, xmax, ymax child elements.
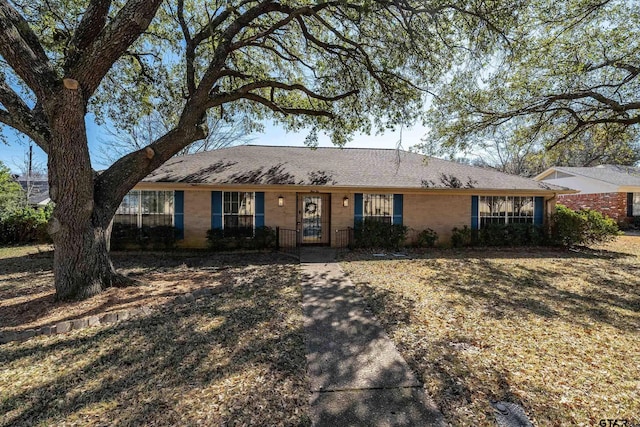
<box><xmin>477</xmin><ymin>223</ymin><xmax>546</xmax><ymax>247</ymax></box>
<box><xmin>206</xmin><ymin>226</ymin><xmax>276</xmax><ymax>251</ymax></box>
<box><xmin>353</xmin><ymin>220</ymin><xmax>408</xmax><ymax>250</ymax></box>
<box><xmin>110</xmin><ymin>223</ymin><xmax>179</xmax><ymax>250</ymax></box>
<box><xmin>415</xmin><ymin>228</ymin><xmax>438</xmax><ymax>248</ymax></box>
<box><xmin>549</xmin><ymin>204</ymin><xmax>619</xmax><ymax>247</ymax></box>
<box><xmin>0</xmin><ymin>204</ymin><xmax>52</xmax><ymax>245</ymax></box>
<box><xmin>451</xmin><ymin>225</ymin><xmax>472</xmax><ymax>248</ymax></box>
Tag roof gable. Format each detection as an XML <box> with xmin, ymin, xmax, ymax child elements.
<box><xmin>536</xmin><ymin>165</ymin><xmax>640</xmax><ymax>187</ymax></box>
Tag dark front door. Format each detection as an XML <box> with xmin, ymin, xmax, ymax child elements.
<box><xmin>298</xmin><ymin>193</ymin><xmax>330</xmax><ymax>245</ymax></box>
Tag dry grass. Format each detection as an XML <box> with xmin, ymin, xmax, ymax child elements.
<box><xmin>0</xmin><ymin>249</ymin><xmax>309</xmax><ymax>426</ymax></box>
<box><xmin>341</xmin><ymin>236</ymin><xmax>640</xmax><ymax>427</ymax></box>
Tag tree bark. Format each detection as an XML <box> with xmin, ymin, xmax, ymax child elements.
<box><xmin>46</xmin><ymin>84</ymin><xmax>121</xmax><ymax>300</ymax></box>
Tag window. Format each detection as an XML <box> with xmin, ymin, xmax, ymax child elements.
<box><xmin>479</xmin><ymin>196</ymin><xmax>534</xmax><ymax>227</ymax></box>
<box><xmin>223</xmin><ymin>192</ymin><xmax>254</xmax><ymax>237</ymax></box>
<box><xmin>363</xmin><ymin>194</ymin><xmax>393</xmax><ymax>223</ymax></box>
<box><xmin>633</xmin><ymin>193</ymin><xmax>640</xmax><ymax>216</ymax></box>
<box><xmin>115</xmin><ymin>190</ymin><xmax>174</xmax><ymax>227</ymax></box>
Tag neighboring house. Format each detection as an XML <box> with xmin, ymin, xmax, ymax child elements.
<box><xmin>15</xmin><ymin>175</ymin><xmax>51</xmax><ymax>206</ymax></box>
<box><xmin>117</xmin><ymin>145</ymin><xmax>572</xmax><ymax>248</ymax></box>
<box><xmin>535</xmin><ymin>165</ymin><xmax>640</xmax><ymax>224</ymax></box>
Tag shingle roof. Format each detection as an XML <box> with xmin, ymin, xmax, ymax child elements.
<box><xmin>16</xmin><ymin>176</ymin><xmax>50</xmax><ymax>205</ymax></box>
<box><xmin>547</xmin><ymin>165</ymin><xmax>640</xmax><ymax>187</ymax></box>
<box><xmin>144</xmin><ymin>145</ymin><xmax>567</xmax><ymax>191</ymax></box>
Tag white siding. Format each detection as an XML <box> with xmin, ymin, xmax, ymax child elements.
<box><xmin>539</xmin><ymin>174</ymin><xmax>620</xmax><ymax>194</ymax></box>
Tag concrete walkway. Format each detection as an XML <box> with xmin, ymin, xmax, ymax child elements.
<box><xmin>300</xmin><ymin>248</ymin><xmax>445</xmax><ymax>426</ymax></box>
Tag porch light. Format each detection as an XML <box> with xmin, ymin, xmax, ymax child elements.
<box><xmin>278</xmin><ymin>195</ymin><xmax>284</xmax><ymax>207</ymax></box>
<box><xmin>343</xmin><ymin>196</ymin><xmax>349</xmax><ymax>207</ymax></box>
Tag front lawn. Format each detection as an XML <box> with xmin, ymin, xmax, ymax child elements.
<box><xmin>341</xmin><ymin>236</ymin><xmax>640</xmax><ymax>426</ymax></box>
<box><xmin>0</xmin><ymin>249</ymin><xmax>309</xmax><ymax>426</ymax></box>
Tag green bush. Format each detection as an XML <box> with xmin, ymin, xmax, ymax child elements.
<box><xmin>206</xmin><ymin>226</ymin><xmax>276</xmax><ymax>251</ymax></box>
<box><xmin>451</xmin><ymin>225</ymin><xmax>473</xmax><ymax>248</ymax></box>
<box><xmin>415</xmin><ymin>228</ymin><xmax>438</xmax><ymax>247</ymax></box>
<box><xmin>110</xmin><ymin>223</ymin><xmax>179</xmax><ymax>250</ymax></box>
<box><xmin>353</xmin><ymin>220</ymin><xmax>408</xmax><ymax>249</ymax></box>
<box><xmin>477</xmin><ymin>223</ymin><xmax>546</xmax><ymax>247</ymax></box>
<box><xmin>549</xmin><ymin>204</ymin><xmax>619</xmax><ymax>247</ymax></box>
<box><xmin>0</xmin><ymin>204</ymin><xmax>52</xmax><ymax>245</ymax></box>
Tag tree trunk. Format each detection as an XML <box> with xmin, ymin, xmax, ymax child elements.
<box><xmin>52</xmin><ymin>218</ymin><xmax>120</xmax><ymax>300</ymax></box>
<box><xmin>46</xmin><ymin>83</ymin><xmax>121</xmax><ymax>301</ymax></box>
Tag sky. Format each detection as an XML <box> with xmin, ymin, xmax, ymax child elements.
<box><xmin>0</xmin><ymin>116</ymin><xmax>429</xmax><ymax>175</ymax></box>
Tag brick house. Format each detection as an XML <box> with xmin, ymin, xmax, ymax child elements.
<box><xmin>116</xmin><ymin>145</ymin><xmax>571</xmax><ymax>247</ymax></box>
<box><xmin>535</xmin><ymin>165</ymin><xmax>640</xmax><ymax>224</ymax></box>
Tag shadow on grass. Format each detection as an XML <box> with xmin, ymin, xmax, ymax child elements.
<box><xmin>346</xmin><ymin>249</ymin><xmax>639</xmax><ymax>425</ymax></box>
<box><xmin>0</xmin><ymin>262</ymin><xmax>310</xmax><ymax>427</ymax></box>
<box><xmin>0</xmin><ymin>251</ymin><xmax>296</xmax><ymax>329</ymax></box>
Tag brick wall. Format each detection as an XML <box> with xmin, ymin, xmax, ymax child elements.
<box><xmin>403</xmin><ymin>194</ymin><xmax>471</xmax><ymax>244</ymax></box>
<box><xmin>558</xmin><ymin>192</ymin><xmax>629</xmax><ymax>222</ymax></box>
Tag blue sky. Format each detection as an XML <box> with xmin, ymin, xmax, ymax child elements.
<box><xmin>0</xmin><ymin>117</ymin><xmax>429</xmax><ymax>174</ymax></box>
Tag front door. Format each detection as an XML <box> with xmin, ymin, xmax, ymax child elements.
<box><xmin>299</xmin><ymin>194</ymin><xmax>330</xmax><ymax>245</ymax></box>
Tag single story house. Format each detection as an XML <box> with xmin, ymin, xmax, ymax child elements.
<box><xmin>15</xmin><ymin>175</ymin><xmax>51</xmax><ymax>206</ymax></box>
<box><xmin>534</xmin><ymin>165</ymin><xmax>640</xmax><ymax>224</ymax></box>
<box><xmin>117</xmin><ymin>145</ymin><xmax>572</xmax><ymax>248</ymax></box>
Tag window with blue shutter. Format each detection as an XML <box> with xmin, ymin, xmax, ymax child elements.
<box><xmin>393</xmin><ymin>194</ymin><xmax>403</xmax><ymax>225</ymax></box>
<box><xmin>534</xmin><ymin>196</ymin><xmax>544</xmax><ymax>225</ymax></box>
<box><xmin>354</xmin><ymin>193</ymin><xmax>363</xmax><ymax>227</ymax></box>
<box><xmin>255</xmin><ymin>192</ymin><xmax>265</xmax><ymax>228</ymax></box>
<box><xmin>471</xmin><ymin>196</ymin><xmax>479</xmax><ymax>230</ymax></box>
<box><xmin>211</xmin><ymin>191</ymin><xmax>223</xmax><ymax>230</ymax></box>
<box><xmin>174</xmin><ymin>191</ymin><xmax>184</xmax><ymax>239</ymax></box>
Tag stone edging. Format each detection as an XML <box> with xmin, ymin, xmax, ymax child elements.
<box><xmin>0</xmin><ymin>287</ymin><xmax>217</xmax><ymax>345</ymax></box>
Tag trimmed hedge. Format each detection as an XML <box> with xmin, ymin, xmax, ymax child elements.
<box><xmin>353</xmin><ymin>220</ymin><xmax>408</xmax><ymax>250</ymax></box>
<box><xmin>450</xmin><ymin>205</ymin><xmax>619</xmax><ymax>248</ymax></box>
<box><xmin>206</xmin><ymin>226</ymin><xmax>276</xmax><ymax>251</ymax></box>
<box><xmin>110</xmin><ymin>224</ymin><xmax>179</xmax><ymax>250</ymax></box>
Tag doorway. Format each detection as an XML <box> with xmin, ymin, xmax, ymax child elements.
<box><xmin>298</xmin><ymin>193</ymin><xmax>330</xmax><ymax>245</ymax></box>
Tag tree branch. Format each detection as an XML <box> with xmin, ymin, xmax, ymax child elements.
<box><xmin>69</xmin><ymin>0</ymin><xmax>112</xmax><ymax>52</ymax></box>
<box><xmin>0</xmin><ymin>0</ymin><xmax>58</xmax><ymax>98</ymax></box>
<box><xmin>0</xmin><ymin>77</ymin><xmax>50</xmax><ymax>150</ymax></box>
<box><xmin>68</xmin><ymin>0</ymin><xmax>163</xmax><ymax>97</ymax></box>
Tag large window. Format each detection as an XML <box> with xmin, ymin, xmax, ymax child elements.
<box><xmin>224</xmin><ymin>192</ymin><xmax>254</xmax><ymax>237</ymax></box>
<box><xmin>479</xmin><ymin>196</ymin><xmax>534</xmax><ymax>227</ymax></box>
<box><xmin>363</xmin><ymin>194</ymin><xmax>393</xmax><ymax>223</ymax></box>
<box><xmin>115</xmin><ymin>190</ymin><xmax>174</xmax><ymax>227</ymax></box>
<box><xmin>633</xmin><ymin>193</ymin><xmax>640</xmax><ymax>216</ymax></box>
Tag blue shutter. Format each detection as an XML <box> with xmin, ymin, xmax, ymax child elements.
<box><xmin>628</xmin><ymin>193</ymin><xmax>634</xmax><ymax>217</ymax></box>
<box><xmin>534</xmin><ymin>196</ymin><xmax>544</xmax><ymax>225</ymax></box>
<box><xmin>392</xmin><ymin>194</ymin><xmax>403</xmax><ymax>225</ymax></box>
<box><xmin>354</xmin><ymin>193</ymin><xmax>363</xmax><ymax>227</ymax></box>
<box><xmin>255</xmin><ymin>192</ymin><xmax>265</xmax><ymax>228</ymax></box>
<box><xmin>471</xmin><ymin>196</ymin><xmax>479</xmax><ymax>230</ymax></box>
<box><xmin>211</xmin><ymin>191</ymin><xmax>223</xmax><ymax>229</ymax></box>
<box><xmin>174</xmin><ymin>191</ymin><xmax>184</xmax><ymax>239</ymax></box>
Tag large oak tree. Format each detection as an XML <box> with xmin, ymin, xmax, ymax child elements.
<box><xmin>427</xmin><ymin>0</ymin><xmax>640</xmax><ymax>166</ymax></box>
<box><xmin>0</xmin><ymin>0</ymin><xmax>514</xmax><ymax>300</ymax></box>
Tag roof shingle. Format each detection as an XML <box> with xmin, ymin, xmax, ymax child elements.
<box><xmin>144</xmin><ymin>145</ymin><xmax>567</xmax><ymax>191</ymax></box>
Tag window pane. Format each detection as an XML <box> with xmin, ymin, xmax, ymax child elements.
<box><xmin>223</xmin><ymin>192</ymin><xmax>255</xmax><ymax>235</ymax></box>
<box><xmin>363</xmin><ymin>194</ymin><xmax>393</xmax><ymax>221</ymax></box>
<box><xmin>633</xmin><ymin>193</ymin><xmax>640</xmax><ymax>216</ymax></box>
<box><xmin>114</xmin><ymin>190</ymin><xmax>174</xmax><ymax>228</ymax></box>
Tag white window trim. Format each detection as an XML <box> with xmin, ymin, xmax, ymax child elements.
<box><xmin>222</xmin><ymin>191</ymin><xmax>256</xmax><ymax>232</ymax></box>
<box><xmin>478</xmin><ymin>196</ymin><xmax>534</xmax><ymax>228</ymax></box>
<box><xmin>116</xmin><ymin>190</ymin><xmax>175</xmax><ymax>228</ymax></box>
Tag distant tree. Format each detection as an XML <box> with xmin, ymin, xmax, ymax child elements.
<box><xmin>427</xmin><ymin>0</ymin><xmax>640</xmax><ymax>165</ymax></box>
<box><xmin>0</xmin><ymin>161</ymin><xmax>24</xmax><ymax>219</ymax></box>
